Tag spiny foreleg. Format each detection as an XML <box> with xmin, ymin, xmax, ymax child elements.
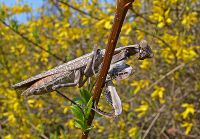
<box><xmin>93</xmin><ymin>80</ymin><xmax>122</xmax><ymax>118</ymax></box>
<box><xmin>84</xmin><ymin>46</ymin><xmax>102</xmax><ymax>77</ymax></box>
<box><xmin>94</xmin><ymin>61</ymin><xmax>135</xmax><ymax>118</ymax></box>
<box><xmin>55</xmin><ymin>90</ymin><xmax>115</xmax><ymax>118</ymax></box>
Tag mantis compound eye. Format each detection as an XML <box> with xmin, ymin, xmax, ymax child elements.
<box><xmin>96</xmin><ymin>49</ymin><xmax>101</xmax><ymax>54</ymax></box>
<box><xmin>94</xmin><ymin>49</ymin><xmax>102</xmax><ymax>59</ymax></box>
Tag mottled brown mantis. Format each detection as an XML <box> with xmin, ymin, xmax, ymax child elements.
<box><xmin>12</xmin><ymin>40</ymin><xmax>152</xmax><ymax>97</ymax></box>
<box><xmin>12</xmin><ymin>40</ymin><xmax>153</xmax><ymax>117</ymax></box>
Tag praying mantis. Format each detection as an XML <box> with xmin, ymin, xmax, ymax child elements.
<box><xmin>12</xmin><ymin>40</ymin><xmax>153</xmax><ymax>117</ymax></box>
<box><xmin>12</xmin><ymin>40</ymin><xmax>152</xmax><ymax>96</ymax></box>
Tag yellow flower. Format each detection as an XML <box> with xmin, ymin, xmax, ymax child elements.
<box><xmin>120</xmin><ymin>36</ymin><xmax>129</xmax><ymax>45</ymax></box>
<box><xmin>104</xmin><ymin>20</ymin><xmax>112</xmax><ymax>29</ymax></box>
<box><xmin>169</xmin><ymin>0</ymin><xmax>178</xmax><ymax>4</ymax></box>
<box><xmin>136</xmin><ymin>30</ymin><xmax>145</xmax><ymax>40</ymax></box>
<box><xmin>131</xmin><ymin>80</ymin><xmax>149</xmax><ymax>94</ymax></box>
<box><xmin>161</xmin><ymin>47</ymin><xmax>175</xmax><ymax>64</ymax></box>
<box><xmin>48</xmin><ymin>109</ymin><xmax>53</xmax><ymax>114</ymax></box>
<box><xmin>151</xmin><ymin>86</ymin><xmax>165</xmax><ymax>103</ymax></box>
<box><xmin>157</xmin><ymin>22</ymin><xmax>165</xmax><ymax>28</ymax></box>
<box><xmin>135</xmin><ymin>101</ymin><xmax>149</xmax><ymax>118</ymax></box>
<box><xmin>182</xmin><ymin>48</ymin><xmax>198</xmax><ymax>62</ymax></box>
<box><xmin>166</xmin><ymin>18</ymin><xmax>172</xmax><ymax>24</ymax></box>
<box><xmin>97</xmin><ymin>125</ymin><xmax>104</xmax><ymax>133</ymax></box>
<box><xmin>182</xmin><ymin>12</ymin><xmax>198</xmax><ymax>28</ymax></box>
<box><xmin>4</xmin><ymin>134</ymin><xmax>13</xmax><ymax>139</ymax></box>
<box><xmin>181</xmin><ymin>103</ymin><xmax>195</xmax><ymax>119</ymax></box>
<box><xmin>181</xmin><ymin>122</ymin><xmax>193</xmax><ymax>135</ymax></box>
<box><xmin>123</xmin><ymin>103</ymin><xmax>130</xmax><ymax>112</ymax></box>
<box><xmin>66</xmin><ymin>119</ymin><xmax>74</xmax><ymax>129</ymax></box>
<box><xmin>140</xmin><ymin>60</ymin><xmax>151</xmax><ymax>70</ymax></box>
<box><xmin>27</xmin><ymin>99</ymin><xmax>35</xmax><ymax>108</ymax></box>
<box><xmin>128</xmin><ymin>127</ymin><xmax>138</xmax><ymax>137</ymax></box>
<box><xmin>3</xmin><ymin>112</ymin><xmax>16</xmax><ymax>125</ymax></box>
<box><xmin>108</xmin><ymin>134</ymin><xmax>114</xmax><ymax>139</ymax></box>
<box><xmin>132</xmin><ymin>0</ymin><xmax>142</xmax><ymax>8</ymax></box>
<box><xmin>11</xmin><ymin>5</ymin><xmax>32</xmax><ymax>14</ymax></box>
<box><xmin>93</xmin><ymin>120</ymin><xmax>99</xmax><ymax>129</ymax></box>
<box><xmin>41</xmin><ymin>51</ymin><xmax>49</xmax><ymax>63</ymax></box>
<box><xmin>63</xmin><ymin>106</ymin><xmax>69</xmax><ymax>114</ymax></box>
<box><xmin>118</xmin><ymin>119</ymin><xmax>125</xmax><ymax>129</ymax></box>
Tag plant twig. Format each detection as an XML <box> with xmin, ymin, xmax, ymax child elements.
<box><xmin>57</xmin><ymin>0</ymin><xmax>100</xmax><ymax>20</ymax></box>
<box><xmin>55</xmin><ymin>90</ymin><xmax>83</xmax><ymax>111</ymax></box>
<box><xmin>129</xmin><ymin>8</ymin><xmax>156</xmax><ymax>24</ymax></box>
<box><xmin>81</xmin><ymin>0</ymin><xmax>135</xmax><ymax>139</ymax></box>
<box><xmin>26</xmin><ymin>121</ymin><xmax>49</xmax><ymax>139</ymax></box>
<box><xmin>0</xmin><ymin>19</ymin><xmax>64</xmax><ymax>62</ymax></box>
<box><xmin>50</xmin><ymin>0</ymin><xmax>65</xmax><ymax>17</ymax></box>
<box><xmin>142</xmin><ymin>105</ymin><xmax>166</xmax><ymax>139</ymax></box>
<box><xmin>147</xmin><ymin>63</ymin><xmax>185</xmax><ymax>91</ymax></box>
<box><xmin>56</xmin><ymin>90</ymin><xmax>115</xmax><ymax>119</ymax></box>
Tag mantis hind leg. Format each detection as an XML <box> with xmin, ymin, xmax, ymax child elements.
<box><xmin>52</xmin><ymin>70</ymin><xmax>82</xmax><ymax>90</ymax></box>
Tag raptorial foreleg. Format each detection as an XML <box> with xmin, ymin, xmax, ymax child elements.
<box><xmin>106</xmin><ymin>81</ymin><xmax>122</xmax><ymax>116</ymax></box>
<box><xmin>92</xmin><ymin>80</ymin><xmax>122</xmax><ymax>118</ymax></box>
<box><xmin>84</xmin><ymin>46</ymin><xmax>101</xmax><ymax>77</ymax></box>
<box><xmin>93</xmin><ymin>101</ymin><xmax>115</xmax><ymax>118</ymax></box>
<box><xmin>92</xmin><ymin>61</ymin><xmax>134</xmax><ymax>118</ymax></box>
<box><xmin>56</xmin><ymin>89</ymin><xmax>116</xmax><ymax>119</ymax></box>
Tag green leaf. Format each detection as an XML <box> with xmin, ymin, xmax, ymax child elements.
<box><xmin>10</xmin><ymin>19</ymin><xmax>19</xmax><ymax>31</ymax></box>
<box><xmin>127</xmin><ymin>112</ymin><xmax>134</xmax><ymax>121</ymax></box>
<box><xmin>70</xmin><ymin>105</ymin><xmax>84</xmax><ymax>121</ymax></box>
<box><xmin>32</xmin><ymin>28</ymin><xmax>39</xmax><ymax>42</ymax></box>
<box><xmin>73</xmin><ymin>97</ymin><xmax>85</xmax><ymax>105</ymax></box>
<box><xmin>86</xmin><ymin>97</ymin><xmax>93</xmax><ymax>108</ymax></box>
<box><xmin>48</xmin><ymin>44</ymin><xmax>51</xmax><ymax>52</ymax></box>
<box><xmin>36</xmin><ymin>124</ymin><xmax>45</xmax><ymax>133</ymax></box>
<box><xmin>85</xmin><ymin>126</ymin><xmax>93</xmax><ymax>132</ymax></box>
<box><xmin>0</xmin><ymin>4</ymin><xmax>5</xmax><ymax>18</ymax></box>
<box><xmin>135</xmin><ymin>131</ymin><xmax>142</xmax><ymax>139</ymax></box>
<box><xmin>85</xmin><ymin>97</ymin><xmax>93</xmax><ymax>119</ymax></box>
<box><xmin>80</xmin><ymin>89</ymin><xmax>91</xmax><ymax>104</ymax></box>
<box><xmin>50</xmin><ymin>132</ymin><xmax>59</xmax><ymax>139</ymax></box>
<box><xmin>74</xmin><ymin>120</ymin><xmax>85</xmax><ymax>129</ymax></box>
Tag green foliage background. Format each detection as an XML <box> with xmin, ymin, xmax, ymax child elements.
<box><xmin>0</xmin><ymin>0</ymin><xmax>199</xmax><ymax>138</ymax></box>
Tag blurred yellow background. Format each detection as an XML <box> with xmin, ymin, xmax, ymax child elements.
<box><xmin>0</xmin><ymin>0</ymin><xmax>199</xmax><ymax>138</ymax></box>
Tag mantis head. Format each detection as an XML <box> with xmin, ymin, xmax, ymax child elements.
<box><xmin>138</xmin><ymin>40</ymin><xmax>154</xmax><ymax>60</ymax></box>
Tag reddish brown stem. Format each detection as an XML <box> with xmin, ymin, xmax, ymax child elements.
<box><xmin>81</xmin><ymin>0</ymin><xmax>134</xmax><ymax>138</ymax></box>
